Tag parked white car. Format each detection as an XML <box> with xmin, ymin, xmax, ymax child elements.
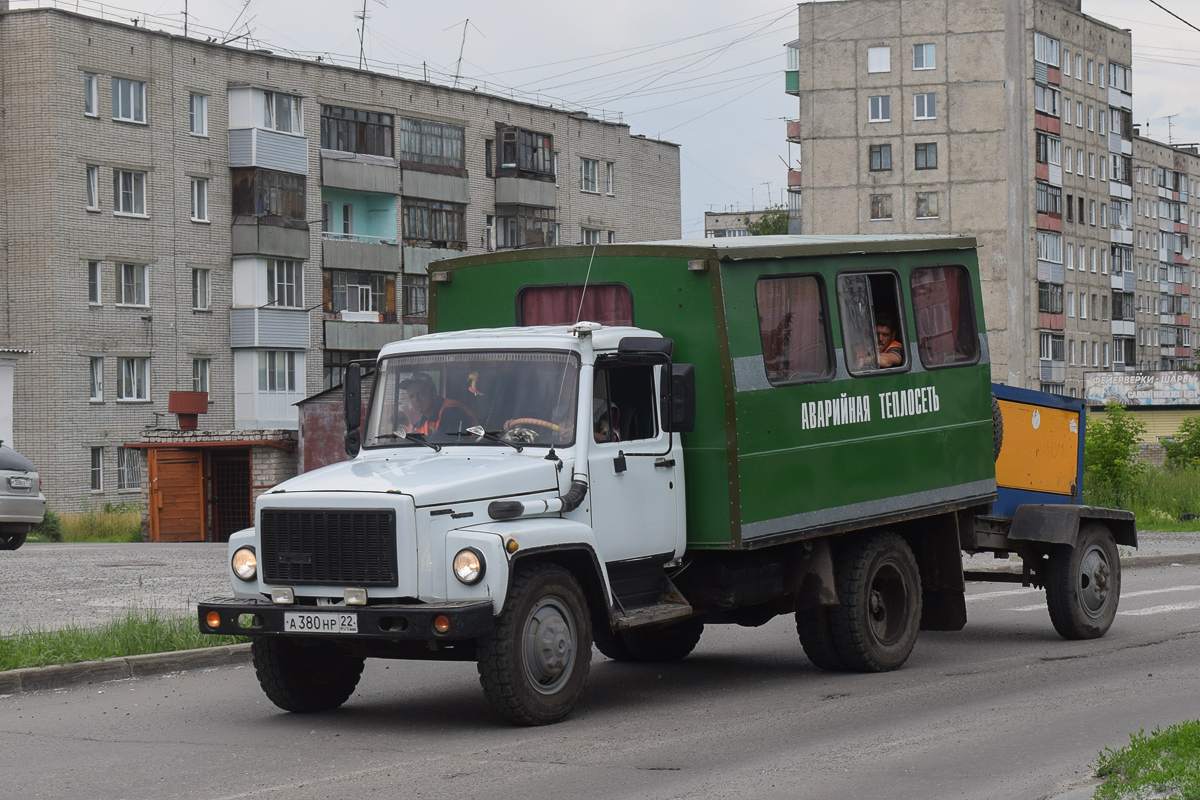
<box><xmin>0</xmin><ymin>442</ymin><xmax>46</xmax><ymax>550</ymax></box>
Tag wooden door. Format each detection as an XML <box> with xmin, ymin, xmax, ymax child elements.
<box><xmin>149</xmin><ymin>450</ymin><xmax>205</xmax><ymax>542</ymax></box>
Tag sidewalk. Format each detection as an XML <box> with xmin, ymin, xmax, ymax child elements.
<box><xmin>963</xmin><ymin>529</ymin><xmax>1200</xmax><ymax>572</ymax></box>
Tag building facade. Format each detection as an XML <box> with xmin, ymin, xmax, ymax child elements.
<box><xmin>783</xmin><ymin>0</ymin><xmax>1200</xmax><ymax>395</ymax></box>
<box><xmin>0</xmin><ymin>8</ymin><xmax>681</xmax><ymax>515</ymax></box>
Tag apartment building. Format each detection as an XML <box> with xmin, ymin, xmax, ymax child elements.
<box><xmin>0</xmin><ymin>7</ymin><xmax>681</xmax><ymax>516</ymax></box>
<box><xmin>782</xmin><ymin>0</ymin><xmax>1199</xmax><ymax>396</ymax></box>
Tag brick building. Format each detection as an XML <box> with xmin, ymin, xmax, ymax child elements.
<box><xmin>0</xmin><ymin>7</ymin><xmax>681</xmax><ymax>530</ymax></box>
<box><xmin>782</xmin><ymin>0</ymin><xmax>1200</xmax><ymax>395</ymax></box>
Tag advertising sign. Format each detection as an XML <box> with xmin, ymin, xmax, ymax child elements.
<box><xmin>1084</xmin><ymin>371</ymin><xmax>1200</xmax><ymax>406</ymax></box>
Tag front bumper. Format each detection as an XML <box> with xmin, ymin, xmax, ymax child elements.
<box><xmin>198</xmin><ymin>597</ymin><xmax>495</xmax><ymax>641</ymax></box>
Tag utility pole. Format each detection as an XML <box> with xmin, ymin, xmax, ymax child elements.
<box><xmin>356</xmin><ymin>0</ymin><xmax>368</xmax><ymax>70</ymax></box>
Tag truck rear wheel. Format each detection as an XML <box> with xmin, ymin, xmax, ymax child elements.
<box><xmin>621</xmin><ymin>619</ymin><xmax>704</xmax><ymax>662</ymax></box>
<box><xmin>830</xmin><ymin>533</ymin><xmax>922</xmax><ymax>672</ymax></box>
<box><xmin>796</xmin><ymin>606</ymin><xmax>846</xmax><ymax>671</ymax></box>
<box><xmin>252</xmin><ymin>637</ymin><xmax>365</xmax><ymax>713</ymax></box>
<box><xmin>477</xmin><ymin>563</ymin><xmax>591</xmax><ymax>726</ymax></box>
<box><xmin>1045</xmin><ymin>523</ymin><xmax>1120</xmax><ymax>640</ymax></box>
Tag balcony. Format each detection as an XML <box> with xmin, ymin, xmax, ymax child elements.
<box><xmin>1039</xmin><ymin>359</ymin><xmax>1066</xmax><ymax>383</ymax></box>
<box><xmin>787</xmin><ymin>170</ymin><xmax>803</xmax><ymax>189</ymax></box>
<box><xmin>786</xmin><ymin>119</ymin><xmax>801</xmax><ymax>142</ymax></box>
<box><xmin>322</xmin><ymin>232</ymin><xmax>400</xmax><ymax>272</ymax></box>
<box><xmin>230</xmin><ymin>307</ymin><xmax>311</xmax><ymax>349</ymax></box>
<box><xmin>784</xmin><ymin>70</ymin><xmax>800</xmax><ymax>95</ymax></box>
<box><xmin>229</xmin><ymin>128</ymin><xmax>307</xmax><ymax>175</ymax></box>
<box><xmin>231</xmin><ymin>222</ymin><xmax>310</xmax><ymax>259</ymax></box>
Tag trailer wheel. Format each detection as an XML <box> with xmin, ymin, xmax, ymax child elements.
<box><xmin>830</xmin><ymin>533</ymin><xmax>923</xmax><ymax>672</ymax></box>
<box><xmin>0</xmin><ymin>530</ymin><xmax>28</xmax><ymax>550</ymax></box>
<box><xmin>620</xmin><ymin>619</ymin><xmax>705</xmax><ymax>662</ymax></box>
<box><xmin>992</xmin><ymin>393</ymin><xmax>1004</xmax><ymax>460</ymax></box>
<box><xmin>252</xmin><ymin>637</ymin><xmax>365</xmax><ymax>713</ymax></box>
<box><xmin>1045</xmin><ymin>523</ymin><xmax>1121</xmax><ymax>640</ymax></box>
<box><xmin>477</xmin><ymin>563</ymin><xmax>591</xmax><ymax>726</ymax></box>
<box><xmin>796</xmin><ymin>606</ymin><xmax>846</xmax><ymax>671</ymax></box>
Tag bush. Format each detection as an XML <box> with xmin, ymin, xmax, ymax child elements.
<box><xmin>1084</xmin><ymin>401</ymin><xmax>1147</xmax><ymax>507</ymax></box>
<box><xmin>30</xmin><ymin>509</ymin><xmax>63</xmax><ymax>542</ymax></box>
<box><xmin>1164</xmin><ymin>415</ymin><xmax>1200</xmax><ymax>470</ymax></box>
<box><xmin>745</xmin><ymin>205</ymin><xmax>789</xmax><ymax>235</ymax></box>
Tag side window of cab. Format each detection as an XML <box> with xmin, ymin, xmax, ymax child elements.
<box><xmin>593</xmin><ymin>362</ymin><xmax>658</xmax><ymax>444</ymax></box>
<box><xmin>837</xmin><ymin>272</ymin><xmax>908</xmax><ymax>374</ymax></box>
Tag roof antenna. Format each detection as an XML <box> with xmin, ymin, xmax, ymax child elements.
<box><xmin>575</xmin><ymin>244</ymin><xmax>599</xmax><ymax>324</ymax></box>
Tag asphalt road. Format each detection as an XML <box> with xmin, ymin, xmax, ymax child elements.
<box><xmin>2</xmin><ymin>559</ymin><xmax>1199</xmax><ymax>800</ymax></box>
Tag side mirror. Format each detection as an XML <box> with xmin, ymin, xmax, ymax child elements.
<box><xmin>344</xmin><ymin>363</ymin><xmax>362</xmax><ymax>456</ymax></box>
<box><xmin>617</xmin><ymin>337</ymin><xmax>674</xmax><ymax>365</ymax></box>
<box><xmin>663</xmin><ymin>363</ymin><xmax>696</xmax><ymax>434</ymax></box>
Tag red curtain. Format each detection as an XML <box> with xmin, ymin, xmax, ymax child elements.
<box><xmin>519</xmin><ymin>284</ymin><xmax>633</xmax><ymax>326</ymax></box>
<box><xmin>912</xmin><ymin>266</ymin><xmax>976</xmax><ymax>366</ymax></box>
<box><xmin>756</xmin><ymin>276</ymin><xmax>829</xmax><ymax>383</ymax></box>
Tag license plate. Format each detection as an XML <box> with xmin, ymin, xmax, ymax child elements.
<box><xmin>7</xmin><ymin>476</ymin><xmax>32</xmax><ymax>490</ymax></box>
<box><xmin>283</xmin><ymin>611</ymin><xmax>358</xmax><ymax>634</ymax></box>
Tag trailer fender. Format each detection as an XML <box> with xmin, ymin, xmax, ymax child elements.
<box><xmin>1008</xmin><ymin>504</ymin><xmax>1137</xmax><ymax>549</ymax></box>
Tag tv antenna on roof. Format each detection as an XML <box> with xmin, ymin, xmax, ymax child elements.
<box><xmin>356</xmin><ymin>0</ymin><xmax>387</xmax><ymax>70</ymax></box>
<box><xmin>445</xmin><ymin>18</ymin><xmax>486</xmax><ymax>89</ymax></box>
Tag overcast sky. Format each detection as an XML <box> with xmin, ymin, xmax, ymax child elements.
<box><xmin>39</xmin><ymin>0</ymin><xmax>1200</xmax><ymax>237</ymax></box>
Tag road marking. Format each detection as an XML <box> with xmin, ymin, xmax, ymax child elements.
<box><xmin>1120</xmin><ymin>599</ymin><xmax>1200</xmax><ymax>616</ymax></box>
<box><xmin>1122</xmin><ymin>585</ymin><xmax>1200</xmax><ymax>599</ymax></box>
<box><xmin>965</xmin><ymin>588</ymin><xmax>1039</xmax><ymax>601</ymax></box>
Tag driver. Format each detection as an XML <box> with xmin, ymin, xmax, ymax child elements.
<box><xmin>399</xmin><ymin>372</ymin><xmax>478</xmax><ymax>438</ymax></box>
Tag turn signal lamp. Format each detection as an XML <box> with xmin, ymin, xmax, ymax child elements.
<box><xmin>205</xmin><ymin>611</ymin><xmax>221</xmax><ymax>630</ymax></box>
<box><xmin>506</xmin><ymin>538</ymin><xmax>519</xmax><ymax>554</ymax></box>
<box><xmin>433</xmin><ymin>615</ymin><xmax>452</xmax><ymax>634</ymax></box>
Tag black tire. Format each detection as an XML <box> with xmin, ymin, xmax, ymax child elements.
<box><xmin>621</xmin><ymin>619</ymin><xmax>704</xmax><ymax>662</ymax></box>
<box><xmin>1045</xmin><ymin>523</ymin><xmax>1120</xmax><ymax>640</ymax></box>
<box><xmin>829</xmin><ymin>532</ymin><xmax>923</xmax><ymax>672</ymax></box>
<box><xmin>592</xmin><ymin>618</ymin><xmax>637</xmax><ymax>661</ymax></box>
<box><xmin>252</xmin><ymin>637</ymin><xmax>365</xmax><ymax>713</ymax></box>
<box><xmin>796</xmin><ymin>606</ymin><xmax>846</xmax><ymax>671</ymax></box>
<box><xmin>992</xmin><ymin>393</ymin><xmax>1004</xmax><ymax>461</ymax></box>
<box><xmin>0</xmin><ymin>530</ymin><xmax>27</xmax><ymax>550</ymax></box>
<box><xmin>477</xmin><ymin>563</ymin><xmax>591</xmax><ymax>726</ymax></box>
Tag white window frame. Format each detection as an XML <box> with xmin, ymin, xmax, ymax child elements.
<box><xmin>580</xmin><ymin>157</ymin><xmax>599</xmax><ymax>193</ymax></box>
<box><xmin>117</xmin><ymin>357</ymin><xmax>149</xmax><ymax>402</ymax></box>
<box><xmin>913</xmin><ymin>93</ymin><xmax>936</xmax><ymax>120</ymax></box>
<box><xmin>867</xmin><ymin>46</ymin><xmax>891</xmax><ymax>73</ymax></box>
<box><xmin>117</xmin><ymin>262</ymin><xmax>148</xmax><ymax>307</ymax></box>
<box><xmin>111</xmin><ymin>77</ymin><xmax>146</xmax><ymax>123</ymax></box>
<box><xmin>1068</xmin><ymin>291</ymin><xmax>1075</xmax><ymax>317</ymax></box>
<box><xmin>581</xmin><ymin>227</ymin><xmax>602</xmax><ymax>246</ymax></box>
<box><xmin>113</xmin><ymin>169</ymin><xmax>147</xmax><ymax>216</ymax></box>
<box><xmin>267</xmin><ymin>260</ymin><xmax>302</xmax><ymax>309</ymax></box>
<box><xmin>117</xmin><ymin>447</ymin><xmax>141</xmax><ymax>490</ymax></box>
<box><xmin>869</xmin><ymin>193</ymin><xmax>893</xmax><ymax>221</ymax></box>
<box><xmin>84</xmin><ymin>72</ymin><xmax>98</xmax><ymax>117</ymax></box>
<box><xmin>192</xmin><ymin>358</ymin><xmax>211</xmax><ymax>393</ymax></box>
<box><xmin>915</xmin><ymin>191</ymin><xmax>938</xmax><ymax>219</ymax></box>
<box><xmin>1034</xmin><ymin>85</ymin><xmax>1059</xmax><ymax>116</ymax></box>
<box><xmin>190</xmin><ymin>177</ymin><xmax>208</xmax><ymax>222</ymax></box>
<box><xmin>189</xmin><ymin>92</ymin><xmax>208</xmax><ymax>136</ymax></box>
<box><xmin>88</xmin><ymin>260</ymin><xmax>102</xmax><ymax>305</ymax></box>
<box><xmin>89</xmin><ymin>357</ymin><xmax>104</xmax><ymax>402</ymax></box>
<box><xmin>257</xmin><ymin>350</ymin><xmax>297</xmax><ymax>393</ymax></box>
<box><xmin>868</xmin><ymin>95</ymin><xmax>891</xmax><ymax>122</ymax></box>
<box><xmin>90</xmin><ymin>447</ymin><xmax>103</xmax><ymax>492</ymax></box>
<box><xmin>1037</xmin><ymin>231</ymin><xmax>1063</xmax><ymax>263</ymax></box>
<box><xmin>913</xmin><ymin>43</ymin><xmax>935</xmax><ymax>70</ymax></box>
<box><xmin>1034</xmin><ymin>32</ymin><xmax>1060</xmax><ymax>67</ymax></box>
<box><xmin>605</xmin><ymin>162</ymin><xmax>615</xmax><ymax>196</ymax></box>
<box><xmin>192</xmin><ymin>268</ymin><xmax>210</xmax><ymax>310</ymax></box>
<box><xmin>86</xmin><ymin>165</ymin><xmax>99</xmax><ymax>210</ymax></box>
<box><xmin>263</xmin><ymin>91</ymin><xmax>302</xmax><ymax>134</ymax></box>
<box><xmin>1063</xmin><ymin>49</ymin><xmax>1071</xmax><ymax>77</ymax></box>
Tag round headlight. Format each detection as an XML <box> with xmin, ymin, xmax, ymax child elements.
<box><xmin>231</xmin><ymin>546</ymin><xmax>258</xmax><ymax>582</ymax></box>
<box><xmin>453</xmin><ymin>547</ymin><xmax>486</xmax><ymax>585</ymax></box>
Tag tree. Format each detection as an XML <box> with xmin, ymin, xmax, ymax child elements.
<box><xmin>745</xmin><ymin>205</ymin><xmax>789</xmax><ymax>236</ymax></box>
<box><xmin>1164</xmin><ymin>415</ymin><xmax>1200</xmax><ymax>469</ymax></box>
<box><xmin>1084</xmin><ymin>401</ymin><xmax>1146</xmax><ymax>505</ymax></box>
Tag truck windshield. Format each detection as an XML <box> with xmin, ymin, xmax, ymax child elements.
<box><xmin>364</xmin><ymin>350</ymin><xmax>580</xmax><ymax>447</ymax></box>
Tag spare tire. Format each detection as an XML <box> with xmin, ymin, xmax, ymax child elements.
<box><xmin>992</xmin><ymin>394</ymin><xmax>1004</xmax><ymax>461</ymax></box>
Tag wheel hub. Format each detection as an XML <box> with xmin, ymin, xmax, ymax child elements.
<box><xmin>522</xmin><ymin>597</ymin><xmax>576</xmax><ymax>694</ymax></box>
<box><xmin>867</xmin><ymin>560</ymin><xmax>909</xmax><ymax>647</ymax></box>
<box><xmin>1078</xmin><ymin>543</ymin><xmax>1112</xmax><ymax>618</ymax></box>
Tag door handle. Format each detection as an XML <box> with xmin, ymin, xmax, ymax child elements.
<box><xmin>654</xmin><ymin>457</ymin><xmax>675</xmax><ymax>468</ymax></box>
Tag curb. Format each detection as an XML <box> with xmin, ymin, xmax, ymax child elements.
<box><xmin>0</xmin><ymin>643</ymin><xmax>251</xmax><ymax>696</ymax></box>
<box><xmin>1123</xmin><ymin>552</ymin><xmax>1200</xmax><ymax>568</ymax></box>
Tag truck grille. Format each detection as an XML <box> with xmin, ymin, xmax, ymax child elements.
<box><xmin>260</xmin><ymin>509</ymin><xmax>399</xmax><ymax>587</ymax></box>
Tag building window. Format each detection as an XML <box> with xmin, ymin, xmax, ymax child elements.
<box><xmin>88</xmin><ymin>260</ymin><xmax>102</xmax><ymax>304</ymax></box>
<box><xmin>398</xmin><ymin>117</ymin><xmax>463</xmax><ymax>167</ymax></box>
<box><xmin>1036</xmin><ymin>231</ymin><xmax>1062</xmax><ymax>263</ymax></box>
<box><xmin>331</xmin><ymin>271</ymin><xmax>386</xmax><ymax>314</ymax></box>
<box><xmin>267</xmin><ymin>260</ymin><xmax>302</xmax><ymax>308</ymax></box>
<box><xmin>403</xmin><ymin>274</ymin><xmax>428</xmax><ymax>317</ymax></box>
<box><xmin>117</xmin><ymin>357</ymin><xmax>149</xmax><ymax>401</ymax></box>
<box><xmin>606</xmin><ymin>162</ymin><xmax>615</xmax><ymax>195</ymax></box>
<box><xmin>1068</xmin><ymin>291</ymin><xmax>1075</xmax><ymax>317</ymax></box>
<box><xmin>1087</xmin><ymin>58</ymin><xmax>1094</xmax><ymax>84</ymax></box>
<box><xmin>495</xmin><ymin>204</ymin><xmax>556</xmax><ymax>249</ymax></box>
<box><xmin>192</xmin><ymin>268</ymin><xmax>210</xmax><ymax>310</ymax></box>
<box><xmin>189</xmin><ymin>93</ymin><xmax>208</xmax><ymax>136</ymax></box>
<box><xmin>117</xmin><ymin>263</ymin><xmax>148</xmax><ymax>306</ymax></box>
<box><xmin>90</xmin><ymin>448</ymin><xmax>103</xmax><ymax>492</ymax></box>
<box><xmin>1040</xmin><ymin>332</ymin><xmax>1064</xmax><ymax>361</ymax></box>
<box><xmin>86</xmin><ymin>166</ymin><xmax>99</xmax><ymax>210</ymax></box>
<box><xmin>869</xmin><ymin>194</ymin><xmax>893</xmax><ymax>220</ymax></box>
<box><xmin>84</xmin><ymin>72</ymin><xmax>98</xmax><ymax>116</ymax></box>
<box><xmin>111</xmin><ymin>77</ymin><xmax>146</xmax><ymax>123</ymax></box>
<box><xmin>1069</xmin><ymin>340</ymin><xmax>1076</xmax><ymax>365</ymax></box>
<box><xmin>322</xmin><ymin>105</ymin><xmax>395</xmax><ymax>157</ymax></box>
<box><xmin>1034</xmin><ymin>32</ymin><xmax>1060</xmax><ymax>66</ymax></box>
<box><xmin>1034</xmin><ymin>85</ymin><xmax>1059</xmax><ymax>116</ymax></box>
<box><xmin>1087</xmin><ymin>105</ymin><xmax>1094</xmax><ymax>131</ymax></box>
<box><xmin>1063</xmin><ymin>100</ymin><xmax>1070</xmax><ymax>127</ymax></box>
<box><xmin>192</xmin><ymin>358</ymin><xmax>210</xmax><ymax>393</ymax></box>
<box><xmin>1035</xmin><ymin>132</ymin><xmax>1060</xmax><ymax>166</ymax></box>
<box><xmin>581</xmin><ymin>228</ymin><xmax>602</xmax><ymax>246</ymax></box>
<box><xmin>1076</xmin><ymin>53</ymin><xmax>1082</xmax><ymax>79</ymax></box>
<box><xmin>113</xmin><ymin>170</ymin><xmax>146</xmax><ymax>216</ymax></box>
<box><xmin>868</xmin><ymin>95</ymin><xmax>891</xmax><ymax>122</ymax></box>
<box><xmin>1036</xmin><ymin>183</ymin><xmax>1061</xmax><ymax>215</ymax></box>
<box><xmin>1038</xmin><ymin>282</ymin><xmax>1064</xmax><ymax>314</ymax></box>
<box><xmin>869</xmin><ymin>144</ymin><xmax>892</xmax><ymax>171</ymax></box>
<box><xmin>914</xmin><ymin>142</ymin><xmax>937</xmax><ymax>169</ymax></box>
<box><xmin>867</xmin><ymin>46</ymin><xmax>891</xmax><ymax>73</ymax></box>
<box><xmin>190</xmin><ymin>178</ymin><xmax>208</xmax><ymax>222</ymax></box>
<box><xmin>117</xmin><ymin>447</ymin><xmax>141</xmax><ymax>490</ymax></box>
<box><xmin>263</xmin><ymin>91</ymin><xmax>301</xmax><ymax>133</ymax></box>
<box><xmin>913</xmin><ymin>93</ymin><xmax>936</xmax><ymax>120</ymax></box>
<box><xmin>1066</xmin><ymin>193</ymin><xmax>1074</xmax><ymax>222</ymax></box>
<box><xmin>498</xmin><ymin>126</ymin><xmax>554</xmax><ymax>177</ymax></box>
<box><xmin>1063</xmin><ymin>50</ymin><xmax>1071</xmax><ymax>76</ymax></box>
<box><xmin>915</xmin><ymin>192</ymin><xmax>938</xmax><ymax>219</ymax></box>
<box><xmin>89</xmin><ymin>357</ymin><xmax>104</xmax><ymax>402</ymax></box>
<box><xmin>580</xmin><ymin>158</ymin><xmax>599</xmax><ymax>193</ymax></box>
<box><xmin>402</xmin><ymin>198</ymin><xmax>466</xmax><ymax>244</ymax></box>
<box><xmin>231</xmin><ymin>169</ymin><xmax>306</xmax><ymax>221</ymax></box>
<box><xmin>1089</xmin><ymin>199</ymin><xmax>1096</xmax><ymax>225</ymax></box>
<box><xmin>755</xmin><ymin>274</ymin><xmax>832</xmax><ymax>385</ymax></box>
<box><xmin>258</xmin><ymin>350</ymin><xmax>297</xmax><ymax>392</ymax></box>
<box><xmin>913</xmin><ymin>43</ymin><xmax>935</xmax><ymax>70</ymax></box>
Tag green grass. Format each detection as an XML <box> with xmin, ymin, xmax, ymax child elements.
<box><xmin>1094</xmin><ymin>721</ymin><xmax>1200</xmax><ymax>800</ymax></box>
<box><xmin>0</xmin><ymin>609</ymin><xmax>245</xmax><ymax>671</ymax></box>
<box><xmin>28</xmin><ymin>503</ymin><xmax>143</xmax><ymax>544</ymax></box>
<box><xmin>1085</xmin><ymin>467</ymin><xmax>1200</xmax><ymax>532</ymax></box>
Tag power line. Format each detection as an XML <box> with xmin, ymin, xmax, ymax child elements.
<box><xmin>1144</xmin><ymin>0</ymin><xmax>1200</xmax><ymax>34</ymax></box>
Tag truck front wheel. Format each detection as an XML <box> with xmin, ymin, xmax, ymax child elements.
<box><xmin>477</xmin><ymin>563</ymin><xmax>592</xmax><ymax>726</ymax></box>
<box><xmin>1045</xmin><ymin>523</ymin><xmax>1120</xmax><ymax>640</ymax></box>
<box><xmin>252</xmin><ymin>637</ymin><xmax>365</xmax><ymax>713</ymax></box>
<box><xmin>830</xmin><ymin>533</ymin><xmax>922</xmax><ymax>672</ymax></box>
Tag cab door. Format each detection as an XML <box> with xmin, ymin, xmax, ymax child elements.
<box><xmin>586</xmin><ymin>362</ymin><xmax>683</xmax><ymax>564</ymax></box>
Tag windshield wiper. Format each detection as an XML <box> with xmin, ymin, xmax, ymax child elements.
<box><xmin>467</xmin><ymin>426</ymin><xmax>523</xmax><ymax>452</ymax></box>
<box><xmin>375</xmin><ymin>430</ymin><xmax>441</xmax><ymax>452</ymax></box>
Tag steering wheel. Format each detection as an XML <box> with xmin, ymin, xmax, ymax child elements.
<box><xmin>501</xmin><ymin>418</ymin><xmax>561</xmax><ymax>445</ymax></box>
<box><xmin>504</xmin><ymin>418</ymin><xmax>560</xmax><ymax>432</ymax></box>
